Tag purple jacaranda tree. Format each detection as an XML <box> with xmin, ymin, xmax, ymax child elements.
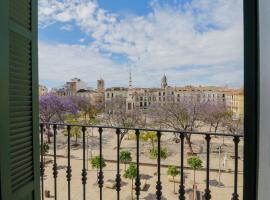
<box><xmin>200</xmin><ymin>102</ymin><xmax>231</xmax><ymax>133</ymax></box>
<box><xmin>39</xmin><ymin>94</ymin><xmax>78</xmax><ymax>143</ymax></box>
<box><xmin>104</xmin><ymin>96</ymin><xmax>145</xmax><ymax>146</ymax></box>
<box><xmin>223</xmin><ymin>118</ymin><xmax>244</xmax><ymax>135</ymax></box>
<box><xmin>152</xmin><ymin>100</ymin><xmax>203</xmax><ymax>154</ymax></box>
<box><xmin>72</xmin><ymin>96</ymin><xmax>103</xmax><ymax>123</ymax></box>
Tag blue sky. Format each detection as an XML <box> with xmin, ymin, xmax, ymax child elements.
<box><xmin>38</xmin><ymin>0</ymin><xmax>243</xmax><ymax>89</ymax></box>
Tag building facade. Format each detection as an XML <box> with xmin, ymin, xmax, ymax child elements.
<box><xmin>105</xmin><ymin>75</ymin><xmax>243</xmax><ymax>119</ymax></box>
<box><xmin>65</xmin><ymin>78</ymin><xmax>87</xmax><ymax>96</ymax></box>
<box><xmin>39</xmin><ymin>85</ymin><xmax>48</xmax><ymax>96</ymax></box>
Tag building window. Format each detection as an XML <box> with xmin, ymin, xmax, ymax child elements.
<box><xmin>128</xmin><ymin>103</ymin><xmax>132</xmax><ymax>110</ymax></box>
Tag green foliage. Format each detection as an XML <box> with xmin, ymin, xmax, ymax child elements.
<box><xmin>150</xmin><ymin>147</ymin><xmax>168</xmax><ymax>160</ymax></box>
<box><xmin>88</xmin><ymin>118</ymin><xmax>99</xmax><ymax>125</ymax></box>
<box><xmin>64</xmin><ymin>116</ymin><xmax>81</xmax><ymax>144</ymax></box>
<box><xmin>123</xmin><ymin>164</ymin><xmax>137</xmax><ymax>180</ymax></box>
<box><xmin>120</xmin><ymin>150</ymin><xmax>132</xmax><ymax>164</ymax></box>
<box><xmin>41</xmin><ymin>143</ymin><xmax>49</xmax><ymax>154</ymax></box>
<box><xmin>167</xmin><ymin>165</ymin><xmax>179</xmax><ymax>193</ymax></box>
<box><xmin>130</xmin><ymin>131</ymin><xmax>157</xmax><ymax>149</ymax></box>
<box><xmin>187</xmin><ymin>156</ymin><xmax>203</xmax><ymax>170</ymax></box>
<box><xmin>90</xmin><ymin>155</ymin><xmax>106</xmax><ymax>169</ymax></box>
<box><xmin>167</xmin><ymin>165</ymin><xmax>179</xmax><ymax>177</ymax></box>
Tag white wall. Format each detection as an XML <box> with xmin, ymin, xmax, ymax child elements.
<box><xmin>258</xmin><ymin>0</ymin><xmax>270</xmax><ymax>199</ymax></box>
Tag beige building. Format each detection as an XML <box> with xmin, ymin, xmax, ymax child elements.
<box><xmin>105</xmin><ymin>74</ymin><xmax>243</xmax><ymax>118</ymax></box>
<box><xmin>65</xmin><ymin>78</ymin><xmax>87</xmax><ymax>96</ymax></box>
<box><xmin>77</xmin><ymin>89</ymin><xmax>104</xmax><ymax>107</ymax></box>
<box><xmin>76</xmin><ymin>78</ymin><xmax>105</xmax><ymax>107</ymax></box>
<box><xmin>225</xmin><ymin>89</ymin><xmax>244</xmax><ymax>120</ymax></box>
<box><xmin>39</xmin><ymin>85</ymin><xmax>48</xmax><ymax>96</ymax></box>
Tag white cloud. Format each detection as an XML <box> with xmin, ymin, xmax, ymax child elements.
<box><xmin>79</xmin><ymin>38</ymin><xmax>85</xmax><ymax>43</ymax></box>
<box><xmin>60</xmin><ymin>24</ymin><xmax>73</xmax><ymax>31</ymax></box>
<box><xmin>39</xmin><ymin>42</ymin><xmax>130</xmax><ymax>88</ymax></box>
<box><xmin>38</xmin><ymin>0</ymin><xmax>244</xmax><ymax>87</ymax></box>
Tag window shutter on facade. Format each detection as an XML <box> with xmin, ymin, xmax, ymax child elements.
<box><xmin>0</xmin><ymin>0</ymin><xmax>40</xmax><ymax>199</ymax></box>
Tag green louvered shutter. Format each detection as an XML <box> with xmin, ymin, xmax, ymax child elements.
<box><xmin>0</xmin><ymin>0</ymin><xmax>40</xmax><ymax>199</ymax></box>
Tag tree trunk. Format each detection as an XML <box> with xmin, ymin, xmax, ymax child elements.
<box><xmin>151</xmin><ymin>139</ymin><xmax>155</xmax><ymax>150</ymax></box>
<box><xmin>193</xmin><ymin>169</ymin><xmax>196</xmax><ymax>186</ymax></box>
<box><xmin>47</xmin><ymin>132</ymin><xmax>51</xmax><ymax>143</ymax></box>
<box><xmin>46</xmin><ymin>125</ymin><xmax>51</xmax><ymax>143</ymax></box>
<box><xmin>131</xmin><ymin>179</ymin><xmax>134</xmax><ymax>200</ymax></box>
<box><xmin>84</xmin><ymin>113</ymin><xmax>87</xmax><ymax>123</ymax></box>
<box><xmin>214</xmin><ymin>123</ymin><xmax>219</xmax><ymax>133</ymax></box>
<box><xmin>186</xmin><ymin>134</ymin><xmax>194</xmax><ymax>154</ymax></box>
<box><xmin>119</xmin><ymin>130</ymin><xmax>128</xmax><ymax>146</ymax></box>
<box><xmin>193</xmin><ymin>169</ymin><xmax>196</xmax><ymax>200</ymax></box>
<box><xmin>173</xmin><ymin>177</ymin><xmax>176</xmax><ymax>193</ymax></box>
<box><xmin>96</xmin><ymin>169</ymin><xmax>99</xmax><ymax>182</ymax></box>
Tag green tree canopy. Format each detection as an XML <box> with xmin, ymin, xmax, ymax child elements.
<box><xmin>90</xmin><ymin>155</ymin><xmax>106</xmax><ymax>169</ymax></box>
<box><xmin>187</xmin><ymin>156</ymin><xmax>203</xmax><ymax>187</ymax></box>
<box><xmin>187</xmin><ymin>156</ymin><xmax>203</xmax><ymax>170</ymax></box>
<box><xmin>167</xmin><ymin>165</ymin><xmax>179</xmax><ymax>177</ymax></box>
<box><xmin>90</xmin><ymin>155</ymin><xmax>106</xmax><ymax>182</ymax></box>
<box><xmin>167</xmin><ymin>165</ymin><xmax>180</xmax><ymax>193</ymax></box>
<box><xmin>64</xmin><ymin>116</ymin><xmax>81</xmax><ymax>145</ymax></box>
<box><xmin>123</xmin><ymin>164</ymin><xmax>137</xmax><ymax>180</ymax></box>
<box><xmin>124</xmin><ymin>164</ymin><xmax>137</xmax><ymax>200</ymax></box>
<box><xmin>120</xmin><ymin>150</ymin><xmax>132</xmax><ymax>170</ymax></box>
<box><xmin>150</xmin><ymin>147</ymin><xmax>168</xmax><ymax>160</ymax></box>
<box><xmin>139</xmin><ymin>131</ymin><xmax>157</xmax><ymax>149</ymax></box>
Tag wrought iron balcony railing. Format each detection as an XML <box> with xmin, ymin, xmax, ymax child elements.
<box><xmin>40</xmin><ymin>123</ymin><xmax>243</xmax><ymax>200</ymax></box>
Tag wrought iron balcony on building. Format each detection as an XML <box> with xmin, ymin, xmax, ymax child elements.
<box><xmin>40</xmin><ymin>123</ymin><xmax>243</xmax><ymax>200</ymax></box>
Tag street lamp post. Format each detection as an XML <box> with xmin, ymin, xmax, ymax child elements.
<box><xmin>218</xmin><ymin>145</ymin><xmax>222</xmax><ymax>186</ymax></box>
<box><xmin>86</xmin><ymin>131</ymin><xmax>89</xmax><ymax>171</ymax></box>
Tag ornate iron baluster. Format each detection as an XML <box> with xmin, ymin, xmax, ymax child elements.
<box><xmin>66</xmin><ymin>125</ymin><xmax>72</xmax><ymax>200</ymax></box>
<box><xmin>40</xmin><ymin>123</ymin><xmax>45</xmax><ymax>200</ymax></box>
<box><xmin>98</xmin><ymin>127</ymin><xmax>104</xmax><ymax>200</ymax></box>
<box><xmin>81</xmin><ymin>126</ymin><xmax>87</xmax><ymax>200</ymax></box>
<box><xmin>156</xmin><ymin>131</ymin><xmax>162</xmax><ymax>200</ymax></box>
<box><xmin>53</xmin><ymin>124</ymin><xmax>58</xmax><ymax>200</ymax></box>
<box><xmin>179</xmin><ymin>132</ymin><xmax>185</xmax><ymax>200</ymax></box>
<box><xmin>115</xmin><ymin>129</ymin><xmax>121</xmax><ymax>200</ymax></box>
<box><xmin>204</xmin><ymin>134</ymin><xmax>212</xmax><ymax>200</ymax></box>
<box><xmin>135</xmin><ymin>129</ymin><xmax>141</xmax><ymax>200</ymax></box>
<box><xmin>232</xmin><ymin>136</ymin><xmax>240</xmax><ymax>200</ymax></box>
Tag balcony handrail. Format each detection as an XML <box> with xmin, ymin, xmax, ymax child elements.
<box><xmin>41</xmin><ymin>122</ymin><xmax>244</xmax><ymax>137</ymax></box>
<box><xmin>40</xmin><ymin>122</ymin><xmax>243</xmax><ymax>200</ymax></box>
